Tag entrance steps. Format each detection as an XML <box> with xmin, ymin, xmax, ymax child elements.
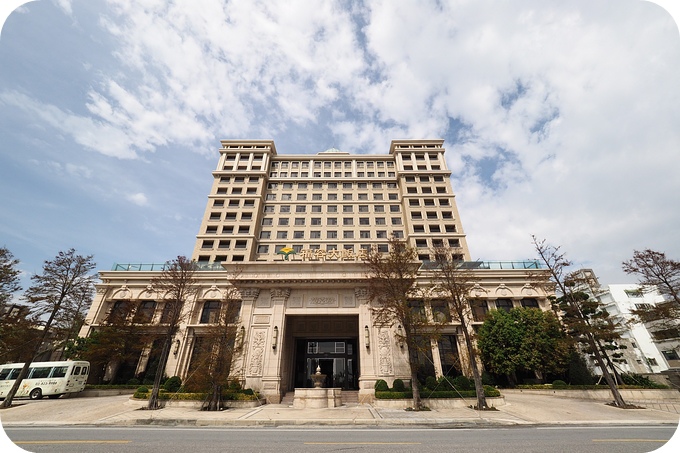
<box><xmin>280</xmin><ymin>390</ymin><xmax>361</xmax><ymax>406</ymax></box>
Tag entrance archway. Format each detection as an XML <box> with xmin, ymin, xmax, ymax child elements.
<box><xmin>284</xmin><ymin>315</ymin><xmax>359</xmax><ymax>390</ymax></box>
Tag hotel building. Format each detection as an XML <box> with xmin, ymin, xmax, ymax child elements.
<box><xmin>80</xmin><ymin>139</ymin><xmax>552</xmax><ymax>402</ymax></box>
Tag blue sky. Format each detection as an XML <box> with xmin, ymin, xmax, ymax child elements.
<box><xmin>1</xmin><ymin>0</ymin><xmax>679</xmax><ymax>289</ymax></box>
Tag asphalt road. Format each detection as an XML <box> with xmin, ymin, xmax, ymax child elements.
<box><xmin>2</xmin><ymin>425</ymin><xmax>677</xmax><ymax>453</ymax></box>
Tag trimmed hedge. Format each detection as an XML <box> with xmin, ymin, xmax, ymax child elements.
<box><xmin>375</xmin><ymin>386</ymin><xmax>500</xmax><ymax>399</ymax></box>
<box><xmin>515</xmin><ymin>384</ymin><xmax>667</xmax><ymax>390</ymax></box>
<box><xmin>133</xmin><ymin>390</ymin><xmax>260</xmax><ymax>401</ymax></box>
<box><xmin>86</xmin><ymin>385</ymin><xmax>140</xmax><ymax>390</ymax></box>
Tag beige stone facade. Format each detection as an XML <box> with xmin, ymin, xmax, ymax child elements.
<box><xmin>80</xmin><ymin>139</ymin><xmax>552</xmax><ymax>402</ymax></box>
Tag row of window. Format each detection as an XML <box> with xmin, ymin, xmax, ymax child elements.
<box><xmin>265</xmin><ymin>193</ymin><xmax>401</xmax><ymax>202</ymax></box>
<box><xmin>269</xmin><ymin>171</ymin><xmax>397</xmax><ymax>178</ymax></box>
<box><xmin>271</xmin><ymin>160</ymin><xmax>395</xmax><ymax>170</ymax></box>
<box><xmin>259</xmin><ymin>216</ymin><xmax>404</xmax><ymax>228</ymax></box>
<box><xmin>108</xmin><ymin>300</ymin><xmax>243</xmax><ymax>325</ymax></box>
<box><xmin>264</xmin><ymin>204</ymin><xmax>401</xmax><ymax>214</ymax></box>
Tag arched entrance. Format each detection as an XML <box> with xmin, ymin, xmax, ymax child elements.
<box><xmin>284</xmin><ymin>315</ymin><xmax>359</xmax><ymax>390</ymax></box>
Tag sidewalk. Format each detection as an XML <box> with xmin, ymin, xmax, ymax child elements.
<box><xmin>1</xmin><ymin>392</ymin><xmax>679</xmax><ymax>428</ymax></box>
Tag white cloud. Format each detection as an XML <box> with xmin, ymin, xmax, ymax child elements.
<box><xmin>2</xmin><ymin>0</ymin><xmax>679</xmax><ymax>283</ymax></box>
<box><xmin>127</xmin><ymin>192</ymin><xmax>149</xmax><ymax>207</ymax></box>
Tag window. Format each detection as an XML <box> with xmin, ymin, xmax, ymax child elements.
<box><xmin>375</xmin><ymin>217</ymin><xmax>386</xmax><ymax>225</ymax></box>
<box><xmin>359</xmin><ymin>205</ymin><xmax>369</xmax><ymax>212</ymax></box>
<box><xmin>471</xmin><ymin>300</ymin><xmax>488</xmax><ymax>321</ymax></box>
<box><xmin>521</xmin><ymin>298</ymin><xmax>539</xmax><ymax>308</ymax></box>
<box><xmin>312</xmin><ymin>194</ymin><xmax>322</xmax><ymax>200</ymax></box>
<box><xmin>310</xmin><ymin>231</ymin><xmax>321</xmax><ymax>239</ymax></box>
<box><xmin>294</xmin><ymin>218</ymin><xmax>305</xmax><ymax>225</ymax></box>
<box><xmin>278</xmin><ymin>218</ymin><xmax>289</xmax><ymax>226</ymax></box>
<box><xmin>327</xmin><ymin>218</ymin><xmax>337</xmax><ymax>225</ymax></box>
<box><xmin>282</xmin><ymin>194</ymin><xmax>292</xmax><ymax>200</ymax></box>
<box><xmin>134</xmin><ymin>301</ymin><xmax>156</xmax><ymax>323</ymax></box>
<box><xmin>229</xmin><ymin>200</ymin><xmax>239</xmax><ymax>207</ymax></box>
<box><xmin>280</xmin><ymin>205</ymin><xmax>290</xmax><ymax>213</ymax></box>
<box><xmin>201</xmin><ymin>240</ymin><xmax>214</xmax><ymax>249</ymax></box>
<box><xmin>218</xmin><ymin>240</ymin><xmax>230</xmax><ymax>249</ymax></box>
<box><xmin>377</xmin><ymin>244</ymin><xmax>389</xmax><ymax>253</ymax></box>
<box><xmin>293</xmin><ymin>231</ymin><xmax>304</xmax><ymax>239</ymax></box>
<box><xmin>393</xmin><ymin>231</ymin><xmax>404</xmax><ymax>238</ymax></box>
<box><xmin>343</xmin><ymin>194</ymin><xmax>352</xmax><ymax>200</ymax></box>
<box><xmin>415</xmin><ymin>239</ymin><xmax>427</xmax><ymax>248</ymax></box>
<box><xmin>374</xmin><ymin>205</ymin><xmax>385</xmax><ymax>213</ymax></box>
<box><xmin>234</xmin><ymin>240</ymin><xmax>247</xmax><ymax>249</ymax></box>
<box><xmin>296</xmin><ymin>205</ymin><xmax>306</xmax><ymax>213</ymax></box>
<box><xmin>391</xmin><ymin>217</ymin><xmax>402</xmax><ymax>225</ymax></box>
<box><xmin>200</xmin><ymin>301</ymin><xmax>220</xmax><ymax>324</ymax></box>
<box><xmin>297</xmin><ymin>194</ymin><xmax>307</xmax><ymax>201</ymax></box>
<box><xmin>359</xmin><ymin>217</ymin><xmax>370</xmax><ymax>225</ymax></box>
<box><xmin>427</xmin><ymin>212</ymin><xmax>438</xmax><ymax>220</ymax></box>
<box><xmin>311</xmin><ymin>218</ymin><xmax>322</xmax><ymax>225</ymax></box>
<box><xmin>343</xmin><ymin>218</ymin><xmax>354</xmax><ymax>226</ymax></box>
<box><xmin>429</xmin><ymin>225</ymin><xmax>441</xmax><ymax>233</ymax></box>
<box><xmin>276</xmin><ymin>231</ymin><xmax>288</xmax><ymax>239</ymax></box>
<box><xmin>413</xmin><ymin>225</ymin><xmax>425</xmax><ymax>233</ymax></box>
<box><xmin>376</xmin><ymin>230</ymin><xmax>387</xmax><ymax>238</ymax></box>
<box><xmin>327</xmin><ymin>231</ymin><xmax>338</xmax><ymax>239</ymax></box>
<box><xmin>343</xmin><ymin>205</ymin><xmax>353</xmax><ymax>213</ymax></box>
<box><xmin>359</xmin><ymin>230</ymin><xmax>371</xmax><ymax>239</ymax></box>
<box><xmin>241</xmin><ymin>213</ymin><xmax>252</xmax><ymax>221</ymax></box>
<box><xmin>358</xmin><ymin>193</ymin><xmax>368</xmax><ymax>200</ymax></box>
<box><xmin>411</xmin><ymin>212</ymin><xmax>423</xmax><ymax>220</ymax></box>
<box><xmin>328</xmin><ymin>193</ymin><xmax>338</xmax><ymax>200</ymax></box>
<box><xmin>343</xmin><ymin>182</ymin><xmax>353</xmax><ymax>189</ymax></box>
<box><xmin>409</xmin><ymin>199</ymin><xmax>420</xmax><ymax>207</ymax></box>
<box><xmin>328</xmin><ymin>205</ymin><xmax>338</xmax><ymax>213</ymax></box>
<box><xmin>431</xmin><ymin>300</ymin><xmax>450</xmax><ymax>322</ymax></box>
<box><xmin>373</xmin><ymin>194</ymin><xmax>383</xmax><ymax>200</ymax></box>
<box><xmin>264</xmin><ymin>206</ymin><xmax>275</xmax><ymax>213</ymax></box>
<box><xmin>495</xmin><ymin>299</ymin><xmax>513</xmax><ymax>312</ymax></box>
<box><xmin>257</xmin><ymin>245</ymin><xmax>269</xmax><ymax>254</ymax></box>
<box><xmin>312</xmin><ymin>205</ymin><xmax>322</xmax><ymax>213</ymax></box>
<box><xmin>260</xmin><ymin>231</ymin><xmax>271</xmax><ymax>239</ymax></box>
<box><xmin>206</xmin><ymin>225</ymin><xmax>217</xmax><ymax>234</ymax></box>
<box><xmin>445</xmin><ymin>225</ymin><xmax>457</xmax><ymax>232</ymax></box>
<box><xmin>390</xmin><ymin>205</ymin><xmax>400</xmax><ymax>212</ymax></box>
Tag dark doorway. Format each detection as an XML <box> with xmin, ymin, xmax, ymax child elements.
<box><xmin>293</xmin><ymin>339</ymin><xmax>358</xmax><ymax>389</ymax></box>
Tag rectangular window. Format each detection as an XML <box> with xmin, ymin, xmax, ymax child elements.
<box><xmin>327</xmin><ymin>231</ymin><xmax>338</xmax><ymax>239</ymax></box>
<box><xmin>278</xmin><ymin>218</ymin><xmax>289</xmax><ymax>226</ymax></box>
<box><xmin>277</xmin><ymin>231</ymin><xmax>288</xmax><ymax>239</ymax></box>
<box><xmin>310</xmin><ymin>231</ymin><xmax>321</xmax><ymax>239</ymax></box>
<box><xmin>343</xmin><ymin>218</ymin><xmax>354</xmax><ymax>226</ymax></box>
<box><xmin>343</xmin><ymin>231</ymin><xmax>354</xmax><ymax>239</ymax></box>
<box><xmin>327</xmin><ymin>218</ymin><xmax>338</xmax><ymax>225</ymax></box>
<box><xmin>311</xmin><ymin>218</ymin><xmax>322</xmax><ymax>225</ymax></box>
<box><xmin>293</xmin><ymin>231</ymin><xmax>304</xmax><ymax>239</ymax></box>
<box><xmin>294</xmin><ymin>218</ymin><xmax>306</xmax><ymax>225</ymax></box>
<box><xmin>296</xmin><ymin>205</ymin><xmax>306</xmax><ymax>213</ymax></box>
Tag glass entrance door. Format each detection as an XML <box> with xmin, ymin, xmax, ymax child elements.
<box><xmin>294</xmin><ymin>339</ymin><xmax>358</xmax><ymax>389</ymax></box>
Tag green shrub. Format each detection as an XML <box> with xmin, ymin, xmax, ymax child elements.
<box><xmin>483</xmin><ymin>385</ymin><xmax>501</xmax><ymax>397</ymax></box>
<box><xmin>392</xmin><ymin>379</ymin><xmax>406</xmax><ymax>392</ymax></box>
<box><xmin>452</xmin><ymin>375</ymin><xmax>473</xmax><ymax>391</ymax></box>
<box><xmin>425</xmin><ymin>376</ymin><xmax>437</xmax><ymax>390</ymax></box>
<box><xmin>163</xmin><ymin>376</ymin><xmax>182</xmax><ymax>393</ymax></box>
<box><xmin>374</xmin><ymin>379</ymin><xmax>389</xmax><ymax>391</ymax></box>
<box><xmin>242</xmin><ymin>388</ymin><xmax>254</xmax><ymax>395</ymax></box>
<box><xmin>228</xmin><ymin>380</ymin><xmax>242</xmax><ymax>391</ymax></box>
<box><xmin>620</xmin><ymin>373</ymin><xmax>669</xmax><ymax>389</ymax></box>
<box><xmin>127</xmin><ymin>378</ymin><xmax>141</xmax><ymax>386</ymax></box>
<box><xmin>437</xmin><ymin>376</ymin><xmax>455</xmax><ymax>390</ymax></box>
<box><xmin>136</xmin><ymin>385</ymin><xmax>149</xmax><ymax>393</ymax></box>
<box><xmin>551</xmin><ymin>380</ymin><xmax>568</xmax><ymax>389</ymax></box>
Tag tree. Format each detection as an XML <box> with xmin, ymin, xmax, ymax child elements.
<box><xmin>65</xmin><ymin>300</ymin><xmax>149</xmax><ymax>384</ymax></box>
<box><xmin>532</xmin><ymin>236</ymin><xmax>629</xmax><ymax>408</ymax></box>
<box><xmin>0</xmin><ymin>247</ymin><xmax>21</xmax><ymax>310</ymax></box>
<box><xmin>430</xmin><ymin>247</ymin><xmax>488</xmax><ymax>410</ymax></box>
<box><xmin>364</xmin><ymin>237</ymin><xmax>435</xmax><ymax>410</ymax></box>
<box><xmin>184</xmin><ymin>273</ymin><xmax>243</xmax><ymax>411</ymax></box>
<box><xmin>623</xmin><ymin>249</ymin><xmax>680</xmax><ymax>330</ymax></box>
<box><xmin>147</xmin><ymin>256</ymin><xmax>199</xmax><ymax>410</ymax></box>
<box><xmin>0</xmin><ymin>249</ymin><xmax>96</xmax><ymax>408</ymax></box>
<box><xmin>477</xmin><ymin>308</ymin><xmax>570</xmax><ymax>385</ymax></box>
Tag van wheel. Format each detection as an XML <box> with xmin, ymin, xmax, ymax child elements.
<box><xmin>47</xmin><ymin>394</ymin><xmax>62</xmax><ymax>399</ymax></box>
<box><xmin>29</xmin><ymin>388</ymin><xmax>43</xmax><ymax>400</ymax></box>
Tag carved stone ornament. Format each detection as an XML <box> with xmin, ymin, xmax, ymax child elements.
<box><xmin>248</xmin><ymin>330</ymin><xmax>266</xmax><ymax>376</ymax></box>
<box><xmin>354</xmin><ymin>288</ymin><xmax>369</xmax><ymax>300</ymax></box>
<box><xmin>378</xmin><ymin>329</ymin><xmax>393</xmax><ymax>375</ymax></box>
<box><xmin>270</xmin><ymin>288</ymin><xmax>291</xmax><ymax>300</ymax></box>
<box><xmin>241</xmin><ymin>288</ymin><xmax>261</xmax><ymax>301</ymax></box>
